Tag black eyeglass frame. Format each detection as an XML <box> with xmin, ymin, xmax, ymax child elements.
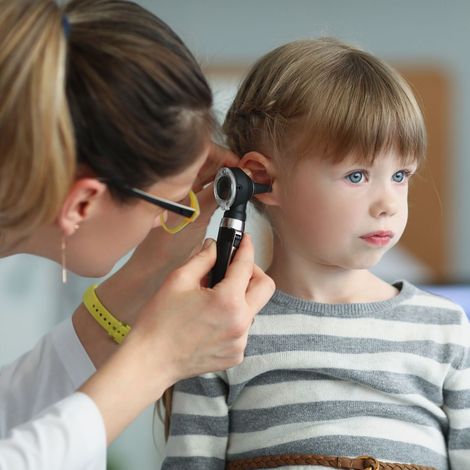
<box><xmin>103</xmin><ymin>181</ymin><xmax>196</xmax><ymax>218</ymax></box>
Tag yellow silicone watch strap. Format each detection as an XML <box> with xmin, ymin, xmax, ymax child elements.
<box><xmin>82</xmin><ymin>284</ymin><xmax>131</xmax><ymax>344</ymax></box>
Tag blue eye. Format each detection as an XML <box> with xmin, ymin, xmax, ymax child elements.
<box><xmin>346</xmin><ymin>171</ymin><xmax>365</xmax><ymax>184</ymax></box>
<box><xmin>393</xmin><ymin>170</ymin><xmax>408</xmax><ymax>183</ymax></box>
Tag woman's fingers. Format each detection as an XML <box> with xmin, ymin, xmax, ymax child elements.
<box><xmin>245</xmin><ymin>263</ymin><xmax>275</xmax><ymax>313</ymax></box>
<box><xmin>213</xmin><ymin>234</ymin><xmax>275</xmax><ymax>325</ymax></box>
<box><xmin>167</xmin><ymin>238</ymin><xmax>217</xmax><ymax>289</ymax></box>
<box><xmin>216</xmin><ymin>234</ymin><xmax>255</xmax><ymax>294</ymax></box>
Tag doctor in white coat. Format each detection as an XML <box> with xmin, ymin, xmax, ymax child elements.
<box><xmin>0</xmin><ymin>0</ymin><xmax>274</xmax><ymax>468</ymax></box>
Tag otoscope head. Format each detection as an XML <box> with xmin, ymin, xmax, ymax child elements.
<box><xmin>209</xmin><ymin>167</ymin><xmax>271</xmax><ymax>287</ymax></box>
<box><xmin>214</xmin><ymin>167</ymin><xmax>271</xmax><ymax>213</ymax></box>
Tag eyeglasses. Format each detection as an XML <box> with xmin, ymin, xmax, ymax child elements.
<box><xmin>107</xmin><ymin>183</ymin><xmax>200</xmax><ymax>234</ymax></box>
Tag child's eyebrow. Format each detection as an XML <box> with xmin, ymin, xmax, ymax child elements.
<box><xmin>331</xmin><ymin>160</ymin><xmax>370</xmax><ymax>169</ymax></box>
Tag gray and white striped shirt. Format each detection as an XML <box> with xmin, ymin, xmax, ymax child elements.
<box><xmin>162</xmin><ymin>281</ymin><xmax>470</xmax><ymax>470</ymax></box>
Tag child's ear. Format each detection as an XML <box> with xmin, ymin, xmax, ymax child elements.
<box><xmin>239</xmin><ymin>151</ymin><xmax>280</xmax><ymax>207</ymax></box>
<box><xmin>56</xmin><ymin>178</ymin><xmax>107</xmax><ymax>235</ymax></box>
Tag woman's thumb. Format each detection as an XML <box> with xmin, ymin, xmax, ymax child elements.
<box><xmin>176</xmin><ymin>238</ymin><xmax>217</xmax><ymax>287</ymax></box>
<box><xmin>200</xmin><ymin>238</ymin><xmax>215</xmax><ymax>252</ymax></box>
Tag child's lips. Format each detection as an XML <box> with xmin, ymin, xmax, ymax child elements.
<box><xmin>360</xmin><ymin>231</ymin><xmax>394</xmax><ymax>246</ymax></box>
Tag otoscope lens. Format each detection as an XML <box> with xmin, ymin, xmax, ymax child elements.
<box><xmin>216</xmin><ymin>176</ymin><xmax>232</xmax><ymax>201</ymax></box>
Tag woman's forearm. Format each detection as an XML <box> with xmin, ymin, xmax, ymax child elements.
<box><xmin>71</xmin><ymin>263</ymin><xmax>158</xmax><ymax>369</ymax></box>
<box><xmin>78</xmin><ymin>335</ymin><xmax>170</xmax><ymax>444</ymax></box>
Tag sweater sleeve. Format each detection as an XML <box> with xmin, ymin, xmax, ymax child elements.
<box><xmin>0</xmin><ymin>318</ymin><xmax>96</xmax><ymax>435</ymax></box>
<box><xmin>443</xmin><ymin>313</ymin><xmax>470</xmax><ymax>469</ymax></box>
<box><xmin>161</xmin><ymin>372</ymin><xmax>229</xmax><ymax>470</ymax></box>
<box><xmin>0</xmin><ymin>392</ymin><xmax>106</xmax><ymax>470</ymax></box>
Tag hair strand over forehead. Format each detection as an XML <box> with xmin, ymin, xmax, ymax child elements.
<box><xmin>224</xmin><ymin>37</ymin><xmax>426</xmax><ymax>171</ymax></box>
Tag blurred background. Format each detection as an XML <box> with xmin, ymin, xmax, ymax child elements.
<box><xmin>1</xmin><ymin>1</ymin><xmax>470</xmax><ymax>468</ymax></box>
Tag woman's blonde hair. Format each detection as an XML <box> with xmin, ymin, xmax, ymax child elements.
<box><xmin>0</xmin><ymin>0</ymin><xmax>214</xmax><ymax>249</ymax></box>
<box><xmin>224</xmin><ymin>38</ymin><xmax>426</xmax><ymax>175</ymax></box>
<box><xmin>0</xmin><ymin>0</ymin><xmax>74</xmax><ymax>244</ymax></box>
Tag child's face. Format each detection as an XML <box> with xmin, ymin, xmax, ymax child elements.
<box><xmin>275</xmin><ymin>149</ymin><xmax>417</xmax><ymax>270</ymax></box>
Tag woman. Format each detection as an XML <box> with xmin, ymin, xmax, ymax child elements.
<box><xmin>0</xmin><ymin>0</ymin><xmax>274</xmax><ymax>468</ymax></box>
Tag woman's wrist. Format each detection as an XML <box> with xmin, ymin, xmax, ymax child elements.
<box><xmin>72</xmin><ymin>266</ymin><xmax>156</xmax><ymax>368</ymax></box>
<box><xmin>72</xmin><ymin>303</ymin><xmax>119</xmax><ymax>369</ymax></box>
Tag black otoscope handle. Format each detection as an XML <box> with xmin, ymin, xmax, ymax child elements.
<box><xmin>209</xmin><ymin>222</ymin><xmax>244</xmax><ymax>287</ymax></box>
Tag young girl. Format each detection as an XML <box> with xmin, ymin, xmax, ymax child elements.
<box><xmin>161</xmin><ymin>38</ymin><xmax>470</xmax><ymax>470</ymax></box>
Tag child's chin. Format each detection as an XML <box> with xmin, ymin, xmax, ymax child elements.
<box><xmin>346</xmin><ymin>253</ymin><xmax>388</xmax><ymax>271</ymax></box>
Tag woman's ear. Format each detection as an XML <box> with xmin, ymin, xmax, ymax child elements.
<box><xmin>239</xmin><ymin>151</ymin><xmax>280</xmax><ymax>206</ymax></box>
<box><xmin>57</xmin><ymin>178</ymin><xmax>107</xmax><ymax>236</ymax></box>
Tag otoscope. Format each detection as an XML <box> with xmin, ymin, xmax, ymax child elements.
<box><xmin>209</xmin><ymin>167</ymin><xmax>271</xmax><ymax>287</ymax></box>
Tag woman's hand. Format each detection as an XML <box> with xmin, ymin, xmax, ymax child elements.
<box><xmin>128</xmin><ymin>234</ymin><xmax>275</xmax><ymax>384</ymax></box>
<box><xmin>79</xmin><ymin>234</ymin><xmax>275</xmax><ymax>444</ymax></box>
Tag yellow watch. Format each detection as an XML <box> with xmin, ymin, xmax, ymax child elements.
<box><xmin>82</xmin><ymin>284</ymin><xmax>131</xmax><ymax>344</ymax></box>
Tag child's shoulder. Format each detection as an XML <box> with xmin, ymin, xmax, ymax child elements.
<box><xmin>398</xmin><ymin>279</ymin><xmax>468</xmax><ymax>324</ymax></box>
<box><xmin>257</xmin><ymin>280</ymin><xmax>468</xmax><ymax>325</ymax></box>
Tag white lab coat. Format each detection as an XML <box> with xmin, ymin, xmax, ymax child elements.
<box><xmin>0</xmin><ymin>319</ymin><xmax>106</xmax><ymax>469</ymax></box>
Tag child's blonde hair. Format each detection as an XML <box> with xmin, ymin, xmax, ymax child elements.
<box><xmin>224</xmin><ymin>38</ymin><xmax>426</xmax><ymax>176</ymax></box>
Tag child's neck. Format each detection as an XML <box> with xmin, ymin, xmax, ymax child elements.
<box><xmin>267</xmin><ymin>240</ymin><xmax>398</xmax><ymax>304</ymax></box>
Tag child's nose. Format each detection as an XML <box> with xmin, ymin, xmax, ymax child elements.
<box><xmin>369</xmin><ymin>187</ymin><xmax>399</xmax><ymax>218</ymax></box>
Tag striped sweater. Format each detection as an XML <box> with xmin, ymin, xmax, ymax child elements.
<box><xmin>161</xmin><ymin>281</ymin><xmax>470</xmax><ymax>470</ymax></box>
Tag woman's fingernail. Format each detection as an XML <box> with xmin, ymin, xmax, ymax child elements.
<box><xmin>202</xmin><ymin>238</ymin><xmax>214</xmax><ymax>249</ymax></box>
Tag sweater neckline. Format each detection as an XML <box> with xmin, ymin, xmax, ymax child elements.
<box><xmin>269</xmin><ymin>280</ymin><xmax>415</xmax><ymax>316</ymax></box>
